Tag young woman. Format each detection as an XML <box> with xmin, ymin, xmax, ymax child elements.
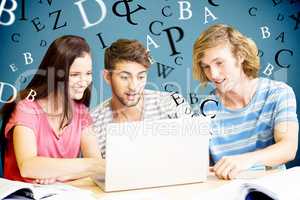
<box><xmin>0</xmin><ymin>35</ymin><xmax>104</xmax><ymax>184</ymax></box>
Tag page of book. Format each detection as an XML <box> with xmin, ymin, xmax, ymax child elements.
<box><xmin>191</xmin><ymin>167</ymin><xmax>300</xmax><ymax>200</ymax></box>
<box><xmin>0</xmin><ymin>178</ymin><xmax>95</xmax><ymax>200</ymax></box>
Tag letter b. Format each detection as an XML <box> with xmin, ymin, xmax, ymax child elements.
<box><xmin>260</xmin><ymin>26</ymin><xmax>271</xmax><ymax>39</ymax></box>
<box><xmin>178</xmin><ymin>1</ymin><xmax>192</xmax><ymax>20</ymax></box>
<box><xmin>0</xmin><ymin>0</ymin><xmax>18</xmax><ymax>26</ymax></box>
<box><xmin>23</xmin><ymin>52</ymin><xmax>33</xmax><ymax>65</ymax></box>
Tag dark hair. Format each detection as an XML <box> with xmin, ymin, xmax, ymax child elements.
<box><xmin>104</xmin><ymin>39</ymin><xmax>150</xmax><ymax>70</ymax></box>
<box><xmin>0</xmin><ymin>35</ymin><xmax>91</xmax><ymax>162</ymax></box>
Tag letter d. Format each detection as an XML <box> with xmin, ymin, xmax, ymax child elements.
<box><xmin>0</xmin><ymin>82</ymin><xmax>17</xmax><ymax>103</ymax></box>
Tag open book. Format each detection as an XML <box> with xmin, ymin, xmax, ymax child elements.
<box><xmin>0</xmin><ymin>178</ymin><xmax>95</xmax><ymax>200</ymax></box>
<box><xmin>193</xmin><ymin>167</ymin><xmax>300</xmax><ymax>200</ymax></box>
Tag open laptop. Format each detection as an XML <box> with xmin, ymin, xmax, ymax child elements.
<box><xmin>93</xmin><ymin>117</ymin><xmax>210</xmax><ymax>192</ymax></box>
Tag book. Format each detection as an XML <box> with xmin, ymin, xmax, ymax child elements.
<box><xmin>0</xmin><ymin>178</ymin><xmax>95</xmax><ymax>200</ymax></box>
<box><xmin>192</xmin><ymin>167</ymin><xmax>300</xmax><ymax>200</ymax></box>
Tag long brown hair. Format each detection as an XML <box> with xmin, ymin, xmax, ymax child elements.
<box><xmin>0</xmin><ymin>35</ymin><xmax>91</xmax><ymax>162</ymax></box>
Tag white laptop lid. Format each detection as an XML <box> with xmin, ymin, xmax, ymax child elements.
<box><xmin>101</xmin><ymin>117</ymin><xmax>210</xmax><ymax>192</ymax></box>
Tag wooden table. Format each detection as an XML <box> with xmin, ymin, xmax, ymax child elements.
<box><xmin>67</xmin><ymin>170</ymin><xmax>277</xmax><ymax>200</ymax></box>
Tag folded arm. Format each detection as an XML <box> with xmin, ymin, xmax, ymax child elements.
<box><xmin>213</xmin><ymin>121</ymin><xmax>298</xmax><ymax>179</ymax></box>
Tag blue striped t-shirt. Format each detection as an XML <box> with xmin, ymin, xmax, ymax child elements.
<box><xmin>201</xmin><ymin>78</ymin><xmax>298</xmax><ymax>170</ymax></box>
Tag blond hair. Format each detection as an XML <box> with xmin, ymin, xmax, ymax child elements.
<box><xmin>192</xmin><ymin>24</ymin><xmax>260</xmax><ymax>85</ymax></box>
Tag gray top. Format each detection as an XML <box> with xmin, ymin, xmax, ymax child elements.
<box><xmin>91</xmin><ymin>89</ymin><xmax>191</xmax><ymax>158</ymax></box>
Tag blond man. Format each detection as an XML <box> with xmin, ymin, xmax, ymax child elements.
<box><xmin>193</xmin><ymin>24</ymin><xmax>298</xmax><ymax>180</ymax></box>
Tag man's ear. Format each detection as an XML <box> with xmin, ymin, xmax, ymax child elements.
<box><xmin>103</xmin><ymin>69</ymin><xmax>111</xmax><ymax>85</ymax></box>
<box><xmin>236</xmin><ymin>52</ymin><xmax>245</xmax><ymax>66</ymax></box>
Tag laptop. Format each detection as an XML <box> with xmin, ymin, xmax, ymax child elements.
<box><xmin>93</xmin><ymin>117</ymin><xmax>210</xmax><ymax>192</ymax></box>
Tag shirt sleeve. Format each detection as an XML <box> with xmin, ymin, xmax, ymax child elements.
<box><xmin>274</xmin><ymin>84</ymin><xmax>298</xmax><ymax>125</ymax></box>
<box><xmin>78</xmin><ymin>104</ymin><xmax>93</xmax><ymax>131</ymax></box>
<box><xmin>4</xmin><ymin>100</ymin><xmax>39</xmax><ymax>138</ymax></box>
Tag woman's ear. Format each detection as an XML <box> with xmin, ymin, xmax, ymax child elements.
<box><xmin>103</xmin><ymin>69</ymin><xmax>111</xmax><ymax>85</ymax></box>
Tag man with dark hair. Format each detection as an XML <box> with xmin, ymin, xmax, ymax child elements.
<box><xmin>92</xmin><ymin>39</ymin><xmax>190</xmax><ymax>158</ymax></box>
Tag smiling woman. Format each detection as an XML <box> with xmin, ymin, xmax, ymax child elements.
<box><xmin>69</xmin><ymin>52</ymin><xmax>93</xmax><ymax>101</ymax></box>
<box><xmin>0</xmin><ymin>35</ymin><xmax>104</xmax><ymax>184</ymax></box>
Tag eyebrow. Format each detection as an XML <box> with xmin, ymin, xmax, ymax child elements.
<box><xmin>118</xmin><ymin>71</ymin><xmax>130</xmax><ymax>75</ymax></box>
<box><xmin>69</xmin><ymin>70</ymin><xmax>92</xmax><ymax>74</ymax></box>
<box><xmin>117</xmin><ymin>70</ymin><xmax>147</xmax><ymax>75</ymax></box>
<box><xmin>137</xmin><ymin>71</ymin><xmax>147</xmax><ymax>75</ymax></box>
<box><xmin>200</xmin><ymin>58</ymin><xmax>221</xmax><ymax>68</ymax></box>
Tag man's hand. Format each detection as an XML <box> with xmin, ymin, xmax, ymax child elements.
<box><xmin>212</xmin><ymin>154</ymin><xmax>254</xmax><ymax>180</ymax></box>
